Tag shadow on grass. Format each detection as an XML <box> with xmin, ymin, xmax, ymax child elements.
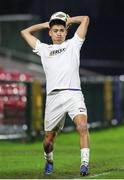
<box><xmin>0</xmin><ymin>169</ymin><xmax>82</xmax><ymax>179</ymax></box>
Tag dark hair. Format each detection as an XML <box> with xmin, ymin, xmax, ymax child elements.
<box><xmin>49</xmin><ymin>19</ymin><xmax>66</xmax><ymax>28</ymax></box>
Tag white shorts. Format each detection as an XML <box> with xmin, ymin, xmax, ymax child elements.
<box><xmin>44</xmin><ymin>90</ymin><xmax>87</xmax><ymax>131</ymax></box>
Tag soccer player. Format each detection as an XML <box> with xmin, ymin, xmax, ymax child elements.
<box><xmin>20</xmin><ymin>12</ymin><xmax>90</xmax><ymax>176</ymax></box>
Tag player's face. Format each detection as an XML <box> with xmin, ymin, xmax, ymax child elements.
<box><xmin>49</xmin><ymin>25</ymin><xmax>67</xmax><ymax>44</ymax></box>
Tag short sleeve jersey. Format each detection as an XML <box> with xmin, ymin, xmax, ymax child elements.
<box><xmin>33</xmin><ymin>33</ymin><xmax>85</xmax><ymax>94</ymax></box>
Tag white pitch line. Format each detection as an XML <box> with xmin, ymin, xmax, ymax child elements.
<box><xmin>87</xmin><ymin>171</ymin><xmax>110</xmax><ymax>178</ymax></box>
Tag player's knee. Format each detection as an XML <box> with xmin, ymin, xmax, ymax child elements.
<box><xmin>44</xmin><ymin>132</ymin><xmax>56</xmax><ymax>142</ymax></box>
<box><xmin>76</xmin><ymin>122</ymin><xmax>88</xmax><ymax>134</ymax></box>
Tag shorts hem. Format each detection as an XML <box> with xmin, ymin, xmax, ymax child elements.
<box><xmin>71</xmin><ymin>112</ymin><xmax>87</xmax><ymax>121</ymax></box>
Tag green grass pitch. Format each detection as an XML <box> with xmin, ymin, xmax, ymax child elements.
<box><xmin>0</xmin><ymin>126</ymin><xmax>124</xmax><ymax>179</ymax></box>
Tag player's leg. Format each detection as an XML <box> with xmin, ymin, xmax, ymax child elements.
<box><xmin>43</xmin><ymin>131</ymin><xmax>57</xmax><ymax>175</ymax></box>
<box><xmin>43</xmin><ymin>92</ymin><xmax>66</xmax><ymax>175</ymax></box>
<box><xmin>43</xmin><ymin>131</ymin><xmax>57</xmax><ymax>163</ymax></box>
<box><xmin>67</xmin><ymin>90</ymin><xmax>90</xmax><ymax>176</ymax></box>
<box><xmin>74</xmin><ymin>114</ymin><xmax>90</xmax><ymax>176</ymax></box>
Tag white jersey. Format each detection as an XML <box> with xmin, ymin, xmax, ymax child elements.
<box><xmin>33</xmin><ymin>33</ymin><xmax>85</xmax><ymax>94</ymax></box>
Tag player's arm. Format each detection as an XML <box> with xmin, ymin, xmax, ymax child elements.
<box><xmin>66</xmin><ymin>16</ymin><xmax>90</xmax><ymax>39</ymax></box>
<box><xmin>20</xmin><ymin>22</ymin><xmax>49</xmax><ymax>49</ymax></box>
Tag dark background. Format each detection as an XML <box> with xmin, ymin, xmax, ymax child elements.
<box><xmin>0</xmin><ymin>0</ymin><xmax>124</xmax><ymax>75</ymax></box>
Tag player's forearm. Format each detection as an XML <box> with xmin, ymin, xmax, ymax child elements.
<box><xmin>67</xmin><ymin>16</ymin><xmax>89</xmax><ymax>40</ymax></box>
<box><xmin>67</xmin><ymin>16</ymin><xmax>89</xmax><ymax>26</ymax></box>
<box><xmin>20</xmin><ymin>22</ymin><xmax>49</xmax><ymax>49</ymax></box>
<box><xmin>21</xmin><ymin>22</ymin><xmax>49</xmax><ymax>35</ymax></box>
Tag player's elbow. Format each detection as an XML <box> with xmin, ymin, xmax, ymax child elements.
<box><xmin>20</xmin><ymin>29</ymin><xmax>30</xmax><ymax>41</ymax></box>
<box><xmin>83</xmin><ymin>16</ymin><xmax>90</xmax><ymax>24</ymax></box>
<box><xmin>20</xmin><ymin>29</ymin><xmax>27</xmax><ymax>38</ymax></box>
<box><xmin>81</xmin><ymin>16</ymin><xmax>90</xmax><ymax>27</ymax></box>
<box><xmin>84</xmin><ymin>16</ymin><xmax>89</xmax><ymax>20</ymax></box>
<box><xmin>86</xmin><ymin>16</ymin><xmax>90</xmax><ymax>23</ymax></box>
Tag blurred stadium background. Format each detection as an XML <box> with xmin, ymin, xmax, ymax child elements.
<box><xmin>0</xmin><ymin>0</ymin><xmax>124</xmax><ymax>140</ymax></box>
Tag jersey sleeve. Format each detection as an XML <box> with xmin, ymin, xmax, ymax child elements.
<box><xmin>33</xmin><ymin>39</ymin><xmax>47</xmax><ymax>57</ymax></box>
<box><xmin>71</xmin><ymin>33</ymin><xmax>85</xmax><ymax>51</ymax></box>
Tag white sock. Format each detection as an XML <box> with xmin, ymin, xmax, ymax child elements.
<box><xmin>80</xmin><ymin>148</ymin><xmax>90</xmax><ymax>166</ymax></box>
<box><xmin>44</xmin><ymin>151</ymin><xmax>53</xmax><ymax>162</ymax></box>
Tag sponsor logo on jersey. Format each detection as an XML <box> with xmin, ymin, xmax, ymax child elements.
<box><xmin>49</xmin><ymin>48</ymin><xmax>66</xmax><ymax>56</ymax></box>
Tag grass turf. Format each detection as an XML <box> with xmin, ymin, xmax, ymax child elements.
<box><xmin>0</xmin><ymin>126</ymin><xmax>124</xmax><ymax>179</ymax></box>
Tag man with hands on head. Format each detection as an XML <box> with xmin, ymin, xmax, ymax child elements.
<box><xmin>21</xmin><ymin>11</ymin><xmax>90</xmax><ymax>176</ymax></box>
